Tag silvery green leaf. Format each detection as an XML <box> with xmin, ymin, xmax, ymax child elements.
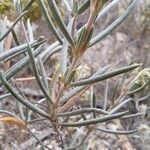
<box><xmin>38</xmin><ymin>0</ymin><xmax>63</xmax><ymax>44</ymax></box>
<box><xmin>47</xmin><ymin>0</ymin><xmax>74</xmax><ymax>46</ymax></box>
<box><xmin>72</xmin><ymin>64</ymin><xmax>141</xmax><ymax>86</ymax></box>
<box><xmin>60</xmin><ymin>65</ymin><xmax>110</xmax><ymax>103</ymax></box>
<box><xmin>11</xmin><ymin>28</ymin><xmax>20</xmax><ymax>46</ymax></box>
<box><xmin>60</xmin><ymin>111</ymin><xmax>128</xmax><ymax>127</ymax></box>
<box><xmin>61</xmin><ymin>39</ymin><xmax>69</xmax><ymax>76</ymax></box>
<box><xmin>0</xmin><ymin>38</ymin><xmax>46</xmax><ymax>62</ymax></box>
<box><xmin>90</xmin><ymin>0</ymin><xmax>138</xmax><ymax>47</ymax></box>
<box><xmin>38</xmin><ymin>57</ymin><xmax>49</xmax><ymax>91</ymax></box>
<box><xmin>23</xmin><ymin>0</ymin><xmax>34</xmax><ymax>12</ymax></box>
<box><xmin>13</xmin><ymin>0</ymin><xmax>22</xmax><ymax>15</ymax></box>
<box><xmin>27</xmin><ymin>45</ymin><xmax>53</xmax><ymax>105</ymax></box>
<box><xmin>61</xmin><ymin>18</ymin><xmax>74</xmax><ymax>76</ymax></box>
<box><xmin>0</xmin><ymin>11</ymin><xmax>28</xmax><ymax>42</ymax></box>
<box><xmin>40</xmin><ymin>41</ymin><xmax>62</xmax><ymax>63</ymax></box>
<box><xmin>96</xmin><ymin>128</ymin><xmax>138</xmax><ymax>134</ymax></box>
<box><xmin>77</xmin><ymin>0</ymin><xmax>90</xmax><ymax>15</ymax></box>
<box><xmin>97</xmin><ymin>0</ymin><xmax>120</xmax><ymax>20</ymax></box>
<box><xmin>0</xmin><ymin>73</ymin><xmax>50</xmax><ymax>118</ymax></box>
<box><xmin>0</xmin><ymin>93</ymin><xmax>11</xmax><ymax>101</ymax></box>
<box><xmin>63</xmin><ymin>0</ymin><xmax>72</xmax><ymax>12</ymax></box>
<box><xmin>27</xmin><ymin>19</ymin><xmax>34</xmax><ymax>42</ymax></box>
<box><xmin>0</xmin><ymin>44</ymin><xmax>45</xmax><ymax>87</ymax></box>
<box><xmin>90</xmin><ymin>86</ymin><xmax>96</xmax><ymax>118</ymax></box>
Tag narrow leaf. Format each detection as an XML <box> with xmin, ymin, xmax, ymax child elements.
<box><xmin>50</xmin><ymin>64</ymin><xmax>60</xmax><ymax>100</ymax></box>
<box><xmin>104</xmin><ymin>80</ymin><xmax>109</xmax><ymax>110</ymax></box>
<box><xmin>11</xmin><ymin>27</ymin><xmax>20</xmax><ymax>45</ymax></box>
<box><xmin>59</xmin><ymin>85</ymin><xmax>90</xmax><ymax>112</ymax></box>
<box><xmin>0</xmin><ymin>93</ymin><xmax>11</xmax><ymax>100</ymax></box>
<box><xmin>90</xmin><ymin>0</ymin><xmax>138</xmax><ymax>47</ymax></box>
<box><xmin>57</xmin><ymin>108</ymin><xmax>108</xmax><ymax>117</ymax></box>
<box><xmin>60</xmin><ymin>65</ymin><xmax>110</xmax><ymax>103</ymax></box>
<box><xmin>38</xmin><ymin>57</ymin><xmax>49</xmax><ymax>90</ymax></box>
<box><xmin>13</xmin><ymin>0</ymin><xmax>22</xmax><ymax>15</ymax></box>
<box><xmin>22</xmin><ymin>0</ymin><xmax>34</xmax><ymax>12</ymax></box>
<box><xmin>77</xmin><ymin>0</ymin><xmax>90</xmax><ymax>15</ymax></box>
<box><xmin>38</xmin><ymin>0</ymin><xmax>63</xmax><ymax>44</ymax></box>
<box><xmin>61</xmin><ymin>39</ymin><xmax>69</xmax><ymax>76</ymax></box>
<box><xmin>0</xmin><ymin>11</ymin><xmax>28</xmax><ymax>42</ymax></box>
<box><xmin>72</xmin><ymin>64</ymin><xmax>141</xmax><ymax>86</ymax></box>
<box><xmin>96</xmin><ymin>128</ymin><xmax>138</xmax><ymax>134</ymax></box>
<box><xmin>60</xmin><ymin>18</ymin><xmax>74</xmax><ymax>76</ymax></box>
<box><xmin>27</xmin><ymin>45</ymin><xmax>53</xmax><ymax>105</ymax></box>
<box><xmin>0</xmin><ymin>73</ymin><xmax>50</xmax><ymax>118</ymax></box>
<box><xmin>0</xmin><ymin>38</ymin><xmax>46</xmax><ymax>62</ymax></box>
<box><xmin>63</xmin><ymin>0</ymin><xmax>72</xmax><ymax>12</ymax></box>
<box><xmin>40</xmin><ymin>41</ymin><xmax>62</xmax><ymax>63</ymax></box>
<box><xmin>90</xmin><ymin>86</ymin><xmax>96</xmax><ymax>118</ymax></box>
<box><xmin>47</xmin><ymin>0</ymin><xmax>74</xmax><ymax>46</ymax></box>
<box><xmin>0</xmin><ymin>44</ymin><xmax>44</xmax><ymax>87</ymax></box>
<box><xmin>0</xmin><ymin>110</ymin><xmax>19</xmax><ymax>118</ymax></box>
<box><xmin>27</xmin><ymin>19</ymin><xmax>34</xmax><ymax>42</ymax></box>
<box><xmin>60</xmin><ymin>111</ymin><xmax>128</xmax><ymax>127</ymax></box>
<box><xmin>97</xmin><ymin>0</ymin><xmax>120</xmax><ymax>20</ymax></box>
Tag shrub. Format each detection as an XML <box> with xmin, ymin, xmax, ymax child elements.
<box><xmin>0</xmin><ymin>0</ymin><xmax>149</xmax><ymax>149</ymax></box>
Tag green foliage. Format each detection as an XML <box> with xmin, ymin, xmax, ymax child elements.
<box><xmin>0</xmin><ymin>0</ymin><xmax>149</xmax><ymax>149</ymax></box>
<box><xmin>25</xmin><ymin>1</ymin><xmax>42</xmax><ymax>22</ymax></box>
<box><xmin>0</xmin><ymin>0</ymin><xmax>62</xmax><ymax>22</ymax></box>
<box><xmin>0</xmin><ymin>0</ymin><xmax>13</xmax><ymax>13</ymax></box>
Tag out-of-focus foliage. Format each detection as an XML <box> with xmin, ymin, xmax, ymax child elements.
<box><xmin>0</xmin><ymin>0</ymin><xmax>62</xmax><ymax>21</ymax></box>
<box><xmin>0</xmin><ymin>0</ymin><xmax>13</xmax><ymax>13</ymax></box>
<box><xmin>25</xmin><ymin>1</ymin><xmax>42</xmax><ymax>22</ymax></box>
<box><xmin>0</xmin><ymin>0</ymin><xmax>14</xmax><ymax>20</ymax></box>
